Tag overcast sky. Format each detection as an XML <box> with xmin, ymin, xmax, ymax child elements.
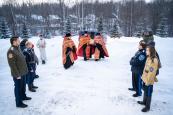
<box><xmin>0</xmin><ymin>0</ymin><xmax>152</xmax><ymax>6</ymax></box>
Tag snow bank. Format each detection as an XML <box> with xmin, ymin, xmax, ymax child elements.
<box><xmin>0</xmin><ymin>36</ymin><xmax>173</xmax><ymax>115</ymax></box>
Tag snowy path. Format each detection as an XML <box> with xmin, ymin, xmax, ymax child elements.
<box><xmin>0</xmin><ymin>36</ymin><xmax>173</xmax><ymax>115</ymax></box>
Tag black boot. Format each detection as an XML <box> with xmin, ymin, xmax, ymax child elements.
<box><xmin>128</xmin><ymin>88</ymin><xmax>135</xmax><ymax>91</ymax></box>
<box><xmin>42</xmin><ymin>60</ymin><xmax>45</xmax><ymax>64</ymax></box>
<box><xmin>32</xmin><ymin>84</ymin><xmax>38</xmax><ymax>89</ymax></box>
<box><xmin>22</xmin><ymin>96</ymin><xmax>32</xmax><ymax>100</ymax></box>
<box><xmin>84</xmin><ymin>57</ymin><xmax>87</xmax><ymax>61</ymax></box>
<box><xmin>133</xmin><ymin>93</ymin><xmax>141</xmax><ymax>97</ymax></box>
<box><xmin>72</xmin><ymin>62</ymin><xmax>74</xmax><ymax>66</ymax></box>
<box><xmin>35</xmin><ymin>75</ymin><xmax>39</xmax><ymax>79</ymax></box>
<box><xmin>141</xmin><ymin>97</ymin><xmax>151</xmax><ymax>112</ymax></box>
<box><xmin>101</xmin><ymin>53</ymin><xmax>105</xmax><ymax>58</ymax></box>
<box><xmin>28</xmin><ymin>85</ymin><xmax>36</xmax><ymax>92</ymax></box>
<box><xmin>138</xmin><ymin>94</ymin><xmax>147</xmax><ymax>105</ymax></box>
<box><xmin>16</xmin><ymin>102</ymin><xmax>28</xmax><ymax>108</ymax></box>
<box><xmin>137</xmin><ymin>101</ymin><xmax>145</xmax><ymax>105</ymax></box>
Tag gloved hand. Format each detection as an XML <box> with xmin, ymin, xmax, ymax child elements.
<box><xmin>36</xmin><ymin>60</ymin><xmax>39</xmax><ymax>65</ymax></box>
<box><xmin>17</xmin><ymin>76</ymin><xmax>21</xmax><ymax>79</ymax></box>
<box><xmin>30</xmin><ymin>69</ymin><xmax>34</xmax><ymax>73</ymax></box>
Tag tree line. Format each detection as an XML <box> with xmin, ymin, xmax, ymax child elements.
<box><xmin>0</xmin><ymin>0</ymin><xmax>173</xmax><ymax>38</ymax></box>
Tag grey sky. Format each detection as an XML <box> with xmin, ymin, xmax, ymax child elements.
<box><xmin>0</xmin><ymin>0</ymin><xmax>152</xmax><ymax>6</ymax></box>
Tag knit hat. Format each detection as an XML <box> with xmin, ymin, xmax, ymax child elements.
<box><xmin>84</xmin><ymin>31</ymin><xmax>88</xmax><ymax>34</ymax></box>
<box><xmin>65</xmin><ymin>33</ymin><xmax>71</xmax><ymax>37</ymax></box>
<box><xmin>96</xmin><ymin>32</ymin><xmax>101</xmax><ymax>36</ymax></box>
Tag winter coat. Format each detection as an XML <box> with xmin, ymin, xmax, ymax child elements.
<box><xmin>33</xmin><ymin>50</ymin><xmax>39</xmax><ymax>65</ymax></box>
<box><xmin>23</xmin><ymin>48</ymin><xmax>35</xmax><ymax>71</ymax></box>
<box><xmin>7</xmin><ymin>46</ymin><xmax>28</xmax><ymax>78</ymax></box>
<box><xmin>142</xmin><ymin>57</ymin><xmax>159</xmax><ymax>86</ymax></box>
<box><xmin>130</xmin><ymin>49</ymin><xmax>146</xmax><ymax>75</ymax></box>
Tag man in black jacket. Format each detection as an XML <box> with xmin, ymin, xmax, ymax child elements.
<box><xmin>129</xmin><ymin>40</ymin><xmax>147</xmax><ymax>97</ymax></box>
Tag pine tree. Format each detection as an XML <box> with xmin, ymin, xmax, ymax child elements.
<box><xmin>44</xmin><ymin>17</ymin><xmax>51</xmax><ymax>39</ymax></box>
<box><xmin>22</xmin><ymin>23</ymin><xmax>30</xmax><ymax>39</ymax></box>
<box><xmin>44</xmin><ymin>28</ymin><xmax>51</xmax><ymax>39</ymax></box>
<box><xmin>134</xmin><ymin>19</ymin><xmax>145</xmax><ymax>38</ymax></box>
<box><xmin>156</xmin><ymin>17</ymin><xmax>169</xmax><ymax>37</ymax></box>
<box><xmin>97</xmin><ymin>17</ymin><xmax>104</xmax><ymax>33</ymax></box>
<box><xmin>110</xmin><ymin>19</ymin><xmax>120</xmax><ymax>38</ymax></box>
<box><xmin>0</xmin><ymin>18</ymin><xmax>11</xmax><ymax>39</ymax></box>
<box><xmin>65</xmin><ymin>17</ymin><xmax>71</xmax><ymax>34</ymax></box>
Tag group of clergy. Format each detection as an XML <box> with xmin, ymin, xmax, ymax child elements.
<box><xmin>62</xmin><ymin>31</ymin><xmax>109</xmax><ymax>69</ymax></box>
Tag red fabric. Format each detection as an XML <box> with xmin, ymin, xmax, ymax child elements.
<box><xmin>77</xmin><ymin>35</ymin><xmax>93</xmax><ymax>57</ymax></box>
<box><xmin>77</xmin><ymin>45</ymin><xmax>95</xmax><ymax>57</ymax></box>
<box><xmin>73</xmin><ymin>52</ymin><xmax>78</xmax><ymax>60</ymax></box>
<box><xmin>77</xmin><ymin>46</ymin><xmax>84</xmax><ymax>56</ymax></box>
<box><xmin>94</xmin><ymin>36</ymin><xmax>109</xmax><ymax>57</ymax></box>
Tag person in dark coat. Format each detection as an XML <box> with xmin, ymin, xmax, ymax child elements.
<box><xmin>7</xmin><ymin>36</ymin><xmax>31</xmax><ymax>108</ymax></box>
<box><xmin>23</xmin><ymin>41</ymin><xmax>38</xmax><ymax>92</ymax></box>
<box><xmin>129</xmin><ymin>40</ymin><xmax>147</xmax><ymax>97</ymax></box>
<box><xmin>20</xmin><ymin>39</ymin><xmax>39</xmax><ymax>79</ymax></box>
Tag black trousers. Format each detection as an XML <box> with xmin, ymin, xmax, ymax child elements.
<box><xmin>134</xmin><ymin>73</ymin><xmax>142</xmax><ymax>96</ymax></box>
<box><xmin>142</xmin><ymin>84</ymin><xmax>153</xmax><ymax>109</ymax></box>
<box><xmin>13</xmin><ymin>75</ymin><xmax>27</xmax><ymax>106</ymax></box>
<box><xmin>20</xmin><ymin>75</ymin><xmax>27</xmax><ymax>99</ymax></box>
<box><xmin>13</xmin><ymin>78</ymin><xmax>22</xmax><ymax>106</ymax></box>
<box><xmin>131</xmin><ymin>72</ymin><xmax>136</xmax><ymax>90</ymax></box>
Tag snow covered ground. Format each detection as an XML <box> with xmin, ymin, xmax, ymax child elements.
<box><xmin>0</xmin><ymin>36</ymin><xmax>173</xmax><ymax>115</ymax></box>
